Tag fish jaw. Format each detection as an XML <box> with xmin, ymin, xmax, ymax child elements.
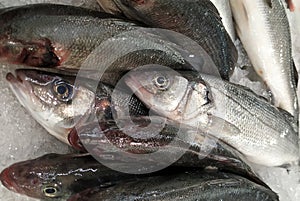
<box><xmin>230</xmin><ymin>0</ymin><xmax>297</xmax><ymax>116</ymax></box>
<box><xmin>0</xmin><ymin>161</ymin><xmax>44</xmax><ymax>199</ymax></box>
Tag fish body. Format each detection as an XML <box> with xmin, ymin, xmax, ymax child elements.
<box><xmin>6</xmin><ymin>69</ymin><xmax>148</xmax><ymax>144</ymax></box>
<box><xmin>124</xmin><ymin>67</ymin><xmax>299</xmax><ymax>166</ymax></box>
<box><xmin>0</xmin><ymin>153</ymin><xmax>273</xmax><ymax>200</ymax></box>
<box><xmin>0</xmin><ymin>153</ymin><xmax>140</xmax><ymax>199</ymax></box>
<box><xmin>0</xmin><ymin>4</ymin><xmax>219</xmax><ymax>82</ymax></box>
<box><xmin>68</xmin><ymin>170</ymin><xmax>278</xmax><ymax>201</ymax></box>
<box><xmin>210</xmin><ymin>0</ymin><xmax>236</xmax><ymax>41</ymax></box>
<box><xmin>229</xmin><ymin>0</ymin><xmax>298</xmax><ymax>117</ymax></box>
<box><xmin>97</xmin><ymin>0</ymin><xmax>238</xmax><ymax>80</ymax></box>
<box><xmin>69</xmin><ymin>116</ymin><xmax>262</xmax><ymax>181</ymax></box>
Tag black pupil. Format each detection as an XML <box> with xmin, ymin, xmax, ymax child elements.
<box><xmin>57</xmin><ymin>85</ymin><xmax>67</xmax><ymax>94</ymax></box>
<box><xmin>45</xmin><ymin>188</ymin><xmax>56</xmax><ymax>194</ymax></box>
<box><xmin>156</xmin><ymin>76</ymin><xmax>166</xmax><ymax>85</ymax></box>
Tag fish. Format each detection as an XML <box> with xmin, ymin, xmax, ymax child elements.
<box><xmin>124</xmin><ymin>66</ymin><xmax>299</xmax><ymax>167</ymax></box>
<box><xmin>0</xmin><ymin>4</ymin><xmax>220</xmax><ymax>82</ymax></box>
<box><xmin>5</xmin><ymin>69</ymin><xmax>149</xmax><ymax>144</ymax></box>
<box><xmin>229</xmin><ymin>0</ymin><xmax>298</xmax><ymax>117</ymax></box>
<box><xmin>68</xmin><ymin>115</ymin><xmax>265</xmax><ymax>182</ymax></box>
<box><xmin>210</xmin><ymin>0</ymin><xmax>236</xmax><ymax>41</ymax></box>
<box><xmin>0</xmin><ymin>153</ymin><xmax>143</xmax><ymax>200</ymax></box>
<box><xmin>97</xmin><ymin>0</ymin><xmax>238</xmax><ymax>80</ymax></box>
<box><xmin>67</xmin><ymin>169</ymin><xmax>278</xmax><ymax>201</ymax></box>
<box><xmin>0</xmin><ymin>152</ymin><xmax>270</xmax><ymax>200</ymax></box>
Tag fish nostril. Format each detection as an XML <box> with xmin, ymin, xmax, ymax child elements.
<box><xmin>5</xmin><ymin>72</ymin><xmax>15</xmax><ymax>82</ymax></box>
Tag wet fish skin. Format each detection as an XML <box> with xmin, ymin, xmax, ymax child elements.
<box><xmin>69</xmin><ymin>116</ymin><xmax>264</xmax><ymax>185</ymax></box>
<box><xmin>97</xmin><ymin>0</ymin><xmax>238</xmax><ymax>80</ymax></box>
<box><xmin>229</xmin><ymin>0</ymin><xmax>298</xmax><ymax>117</ymax></box>
<box><xmin>210</xmin><ymin>0</ymin><xmax>236</xmax><ymax>41</ymax></box>
<box><xmin>68</xmin><ymin>170</ymin><xmax>278</xmax><ymax>201</ymax></box>
<box><xmin>0</xmin><ymin>4</ymin><xmax>138</xmax><ymax>68</ymax></box>
<box><xmin>281</xmin><ymin>0</ymin><xmax>300</xmax><ymax>124</ymax></box>
<box><xmin>124</xmin><ymin>67</ymin><xmax>299</xmax><ymax>166</ymax></box>
<box><xmin>0</xmin><ymin>152</ymin><xmax>267</xmax><ymax>200</ymax></box>
<box><xmin>0</xmin><ymin>3</ymin><xmax>211</xmax><ymax>82</ymax></box>
<box><xmin>0</xmin><ymin>153</ymin><xmax>143</xmax><ymax>200</ymax></box>
<box><xmin>5</xmin><ymin>69</ymin><xmax>149</xmax><ymax>144</ymax></box>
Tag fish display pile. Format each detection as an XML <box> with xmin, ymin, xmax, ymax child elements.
<box><xmin>0</xmin><ymin>0</ymin><xmax>299</xmax><ymax>201</ymax></box>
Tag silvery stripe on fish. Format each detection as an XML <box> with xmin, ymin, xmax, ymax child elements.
<box><xmin>124</xmin><ymin>67</ymin><xmax>299</xmax><ymax>166</ymax></box>
<box><xmin>210</xmin><ymin>0</ymin><xmax>236</xmax><ymax>41</ymax></box>
<box><xmin>68</xmin><ymin>170</ymin><xmax>278</xmax><ymax>201</ymax></box>
<box><xmin>230</xmin><ymin>0</ymin><xmax>298</xmax><ymax>117</ymax></box>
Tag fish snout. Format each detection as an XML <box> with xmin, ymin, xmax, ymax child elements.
<box><xmin>0</xmin><ymin>166</ymin><xmax>20</xmax><ymax>193</ymax></box>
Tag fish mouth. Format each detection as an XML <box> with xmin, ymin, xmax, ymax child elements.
<box><xmin>0</xmin><ymin>166</ymin><xmax>22</xmax><ymax>194</ymax></box>
<box><xmin>6</xmin><ymin>70</ymin><xmax>35</xmax><ymax>109</ymax></box>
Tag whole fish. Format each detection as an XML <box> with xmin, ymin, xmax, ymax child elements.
<box><xmin>0</xmin><ymin>152</ymin><xmax>269</xmax><ymax>200</ymax></box>
<box><xmin>6</xmin><ymin>69</ymin><xmax>149</xmax><ymax>144</ymax></box>
<box><xmin>210</xmin><ymin>0</ymin><xmax>236</xmax><ymax>41</ymax></box>
<box><xmin>68</xmin><ymin>116</ymin><xmax>263</xmax><ymax>181</ymax></box>
<box><xmin>97</xmin><ymin>0</ymin><xmax>238</xmax><ymax>80</ymax></box>
<box><xmin>229</xmin><ymin>0</ymin><xmax>298</xmax><ymax>117</ymax></box>
<box><xmin>124</xmin><ymin>66</ymin><xmax>299</xmax><ymax>166</ymax></box>
<box><xmin>0</xmin><ymin>4</ymin><xmax>221</xmax><ymax>81</ymax></box>
<box><xmin>68</xmin><ymin>170</ymin><xmax>278</xmax><ymax>201</ymax></box>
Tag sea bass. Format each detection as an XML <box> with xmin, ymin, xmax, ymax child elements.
<box><xmin>68</xmin><ymin>116</ymin><xmax>263</xmax><ymax>181</ymax></box>
<box><xmin>0</xmin><ymin>4</ymin><xmax>221</xmax><ymax>81</ymax></box>
<box><xmin>97</xmin><ymin>0</ymin><xmax>238</xmax><ymax>80</ymax></box>
<box><xmin>124</xmin><ymin>66</ymin><xmax>299</xmax><ymax>166</ymax></box>
<box><xmin>6</xmin><ymin>69</ymin><xmax>149</xmax><ymax>144</ymax></box>
<box><xmin>229</xmin><ymin>0</ymin><xmax>298</xmax><ymax>117</ymax></box>
<box><xmin>0</xmin><ymin>153</ymin><xmax>271</xmax><ymax>200</ymax></box>
<box><xmin>0</xmin><ymin>153</ymin><xmax>142</xmax><ymax>200</ymax></box>
<box><xmin>68</xmin><ymin>170</ymin><xmax>278</xmax><ymax>201</ymax></box>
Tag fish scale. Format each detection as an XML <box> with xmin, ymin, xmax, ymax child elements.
<box><xmin>202</xmin><ymin>74</ymin><xmax>299</xmax><ymax>166</ymax></box>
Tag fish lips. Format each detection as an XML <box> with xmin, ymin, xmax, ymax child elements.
<box><xmin>0</xmin><ymin>165</ymin><xmax>28</xmax><ymax>195</ymax></box>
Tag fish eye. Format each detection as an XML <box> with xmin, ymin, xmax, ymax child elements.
<box><xmin>53</xmin><ymin>80</ymin><xmax>73</xmax><ymax>102</ymax></box>
<box><xmin>42</xmin><ymin>183</ymin><xmax>62</xmax><ymax>198</ymax></box>
<box><xmin>153</xmin><ymin>75</ymin><xmax>169</xmax><ymax>90</ymax></box>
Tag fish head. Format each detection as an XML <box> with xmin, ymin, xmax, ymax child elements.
<box><xmin>0</xmin><ymin>154</ymin><xmax>77</xmax><ymax>199</ymax></box>
<box><xmin>124</xmin><ymin>65</ymin><xmax>212</xmax><ymax>123</ymax></box>
<box><xmin>6</xmin><ymin>69</ymin><xmax>96</xmax><ymax>144</ymax></box>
